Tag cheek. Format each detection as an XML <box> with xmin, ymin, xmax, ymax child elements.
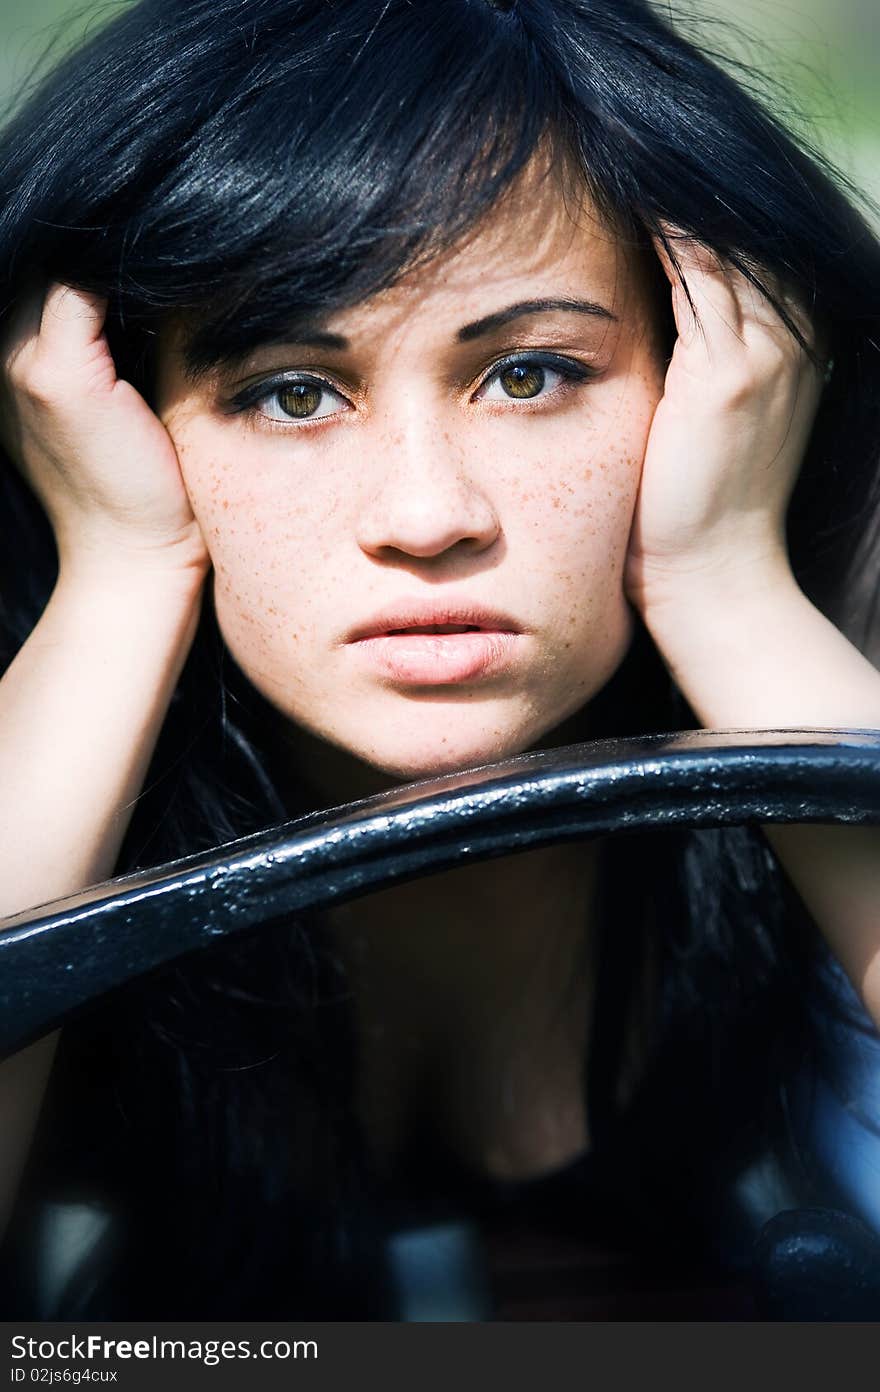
<box><xmin>506</xmin><ymin>374</ymin><xmax>661</xmax><ymax>686</ymax></box>
<box><xmin>170</xmin><ymin>426</ymin><xmax>337</xmax><ymax>659</ymax></box>
<box><xmin>512</xmin><ymin>376</ymin><xmax>657</xmax><ymax>578</ymax></box>
<box><xmin>580</xmin><ymin>372</ymin><xmax>661</xmax><ymax>545</ymax></box>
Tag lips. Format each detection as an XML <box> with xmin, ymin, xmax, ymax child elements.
<box><xmin>346</xmin><ymin>601</ymin><xmax>521</xmax><ymax>643</ymax></box>
<box><xmin>345</xmin><ymin>600</ymin><xmax>523</xmax><ymax>685</ymax></box>
<box><xmin>386</xmin><ymin>624</ymin><xmax>481</xmax><ymax>635</ymax></box>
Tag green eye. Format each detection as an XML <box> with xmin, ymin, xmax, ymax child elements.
<box><xmin>498</xmin><ymin>363</ymin><xmax>545</xmax><ymax>399</ymax></box>
<box><xmin>479</xmin><ymin>353</ymin><xmax>598</xmax><ymax>406</ymax></box>
<box><xmin>228</xmin><ymin>352</ymin><xmax>598</xmax><ymax>428</ymax></box>
<box><xmin>276</xmin><ymin>383</ymin><xmax>323</xmax><ymax>418</ymax></box>
<box><xmin>229</xmin><ymin>373</ymin><xmax>351</xmax><ymax>425</ymax></box>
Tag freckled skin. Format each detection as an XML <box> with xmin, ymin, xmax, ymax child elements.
<box><xmin>155</xmin><ymin>165</ymin><xmax>667</xmax><ymax>787</ymax></box>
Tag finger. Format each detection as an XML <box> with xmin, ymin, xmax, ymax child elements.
<box><xmin>650</xmin><ymin>225</ymin><xmax>700</xmax><ymax>349</ymax></box>
<box><xmin>653</xmin><ymin>226</ymin><xmax>827</xmax><ymax>391</ymax></box>
<box><xmin>37</xmin><ymin>283</ymin><xmax>109</xmax><ymax>358</ymax></box>
<box><xmin>734</xmin><ymin>274</ymin><xmax>829</xmax><ymax>407</ymax></box>
<box><xmin>652</xmin><ymin>226</ymin><xmax>745</xmax><ymax>364</ymax></box>
<box><xmin>764</xmin><ymin>279</ymin><xmax>821</xmax><ymax>363</ymax></box>
<box><xmin>672</xmin><ymin>237</ymin><xmax>745</xmax><ymax>345</ymax></box>
<box><xmin>697</xmin><ymin>257</ymin><xmax>820</xmax><ymax>364</ymax></box>
<box><xmin>32</xmin><ymin>283</ymin><xmax>119</xmax><ymax>400</ymax></box>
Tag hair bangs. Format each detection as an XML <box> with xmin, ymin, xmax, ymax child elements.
<box><xmin>139</xmin><ymin>1</ymin><xmax>579</xmax><ymax>378</ymax></box>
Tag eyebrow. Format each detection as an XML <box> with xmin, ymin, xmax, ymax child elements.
<box><xmin>457</xmin><ymin>297</ymin><xmax>617</xmax><ymax>341</ymax></box>
<box><xmin>260</xmin><ymin>296</ymin><xmax>618</xmax><ymax>353</ymax></box>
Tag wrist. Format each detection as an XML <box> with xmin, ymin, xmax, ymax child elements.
<box><xmin>51</xmin><ymin>560</ymin><xmax>208</xmax><ymax>652</ymax></box>
<box><xmin>56</xmin><ymin>540</ymin><xmax>210</xmax><ymax>602</ymax></box>
<box><xmin>53</xmin><ymin>515</ymin><xmax>210</xmax><ymax>593</ymax></box>
<box><xmin>637</xmin><ymin>553</ymin><xmax>805</xmax><ymax>707</ymax></box>
<box><xmin>633</xmin><ymin>546</ymin><xmax>797</xmax><ymax>636</ymax></box>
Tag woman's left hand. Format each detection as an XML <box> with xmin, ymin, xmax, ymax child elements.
<box><xmin>624</xmin><ymin>226</ymin><xmax>828</xmax><ymax>617</ymax></box>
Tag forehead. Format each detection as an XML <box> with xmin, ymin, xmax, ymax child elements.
<box><xmin>329</xmin><ymin>171</ymin><xmax>633</xmax><ymax>337</ymax></box>
<box><xmin>156</xmin><ymin>157</ymin><xmax>659</xmax><ymax>386</ymax></box>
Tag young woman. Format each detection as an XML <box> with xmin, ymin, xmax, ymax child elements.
<box><xmin>0</xmin><ymin>0</ymin><xmax>878</xmax><ymax>1318</ymax></box>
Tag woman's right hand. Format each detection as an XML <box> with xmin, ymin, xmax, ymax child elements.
<box><xmin>0</xmin><ymin>281</ymin><xmax>210</xmax><ymax>582</ymax></box>
<box><xmin>0</xmin><ymin>289</ymin><xmax>212</xmax><ymax>1241</ymax></box>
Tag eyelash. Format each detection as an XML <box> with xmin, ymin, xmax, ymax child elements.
<box><xmin>226</xmin><ymin>352</ymin><xmax>600</xmax><ymax>430</ymax></box>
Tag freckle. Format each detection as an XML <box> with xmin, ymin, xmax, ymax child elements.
<box><xmin>222</xmin><ymin>500</ymin><xmax>229</xmax><ymax>510</ymax></box>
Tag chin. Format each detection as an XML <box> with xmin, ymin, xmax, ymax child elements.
<box><xmin>347</xmin><ymin>716</ymin><xmax>547</xmax><ymax>785</ymax></box>
<box><xmin>272</xmin><ymin>679</ymin><xmax>608</xmax><ymax>802</ymax></box>
<box><xmin>366</xmin><ymin>746</ymin><xmax>504</xmax><ymax>783</ymax></box>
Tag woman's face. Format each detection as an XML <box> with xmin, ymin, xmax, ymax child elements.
<box><xmin>156</xmin><ymin>168</ymin><xmax>667</xmax><ymax>789</ymax></box>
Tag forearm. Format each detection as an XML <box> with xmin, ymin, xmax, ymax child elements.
<box><xmin>0</xmin><ymin>562</ymin><xmax>204</xmax><ymax>1244</ymax></box>
<box><xmin>0</xmin><ymin>564</ymin><xmax>205</xmax><ymax>921</ymax></box>
<box><xmin>642</xmin><ymin>560</ymin><xmax>880</xmax><ymax>1022</ymax></box>
<box><xmin>643</xmin><ymin>559</ymin><xmax>880</xmax><ymax>727</ymax></box>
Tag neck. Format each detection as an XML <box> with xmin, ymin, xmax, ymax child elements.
<box><xmin>327</xmin><ymin>838</ymin><xmax>602</xmax><ymax>1182</ymax></box>
<box><xmin>266</xmin><ymin>705</ymin><xmax>603</xmax><ymax>1182</ymax></box>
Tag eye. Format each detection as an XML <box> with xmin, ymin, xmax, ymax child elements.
<box><xmin>226</xmin><ymin>352</ymin><xmax>598</xmax><ymax>427</ymax></box>
<box><xmin>475</xmin><ymin>353</ymin><xmax>597</xmax><ymax>405</ymax></box>
<box><xmin>231</xmin><ymin>374</ymin><xmax>352</xmax><ymax>425</ymax></box>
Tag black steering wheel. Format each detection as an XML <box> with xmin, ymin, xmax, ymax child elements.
<box><xmin>2</xmin><ymin>726</ymin><xmax>880</xmax><ymax>1057</ymax></box>
<box><xmin>4</xmin><ymin>725</ymin><xmax>880</xmax><ymax>1320</ymax></box>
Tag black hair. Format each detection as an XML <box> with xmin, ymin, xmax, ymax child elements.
<box><xmin>1</xmin><ymin>0</ymin><xmax>878</xmax><ymax>1317</ymax></box>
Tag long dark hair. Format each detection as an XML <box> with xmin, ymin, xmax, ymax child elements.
<box><xmin>1</xmin><ymin>0</ymin><xmax>879</xmax><ymax>1317</ymax></box>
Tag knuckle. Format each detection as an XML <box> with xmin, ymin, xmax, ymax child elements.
<box><xmin>15</xmin><ymin>358</ymin><xmax>60</xmax><ymax>406</ymax></box>
<box><xmin>715</xmin><ymin>367</ymin><xmax>764</xmax><ymax>409</ymax></box>
<box><xmin>721</xmin><ymin>346</ymin><xmax>796</xmax><ymax>406</ymax></box>
<box><xmin>744</xmin><ymin>330</ymin><xmax>799</xmax><ymax>373</ymax></box>
<box><xmin>2</xmin><ymin>345</ymin><xmax>32</xmax><ymax>390</ymax></box>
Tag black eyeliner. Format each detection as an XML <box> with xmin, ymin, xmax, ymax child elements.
<box><xmin>478</xmin><ymin>351</ymin><xmax>600</xmax><ymax>388</ymax></box>
<box><xmin>225</xmin><ymin>371</ymin><xmax>337</xmax><ymax>414</ymax></box>
<box><xmin>223</xmin><ymin>351</ymin><xmax>601</xmax><ymax>420</ymax></box>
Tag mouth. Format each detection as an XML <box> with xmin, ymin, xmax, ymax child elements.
<box><xmin>384</xmin><ymin>624</ymin><xmax>484</xmax><ymax>635</ymax></box>
<box><xmin>346</xmin><ymin>608</ymin><xmax>522</xmax><ymax>685</ymax></box>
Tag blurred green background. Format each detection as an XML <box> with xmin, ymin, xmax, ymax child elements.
<box><xmin>1</xmin><ymin>0</ymin><xmax>877</xmax><ymax>218</ymax></box>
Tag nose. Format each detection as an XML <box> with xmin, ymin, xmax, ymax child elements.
<box><xmin>356</xmin><ymin>412</ymin><xmax>500</xmax><ymax>561</ymax></box>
